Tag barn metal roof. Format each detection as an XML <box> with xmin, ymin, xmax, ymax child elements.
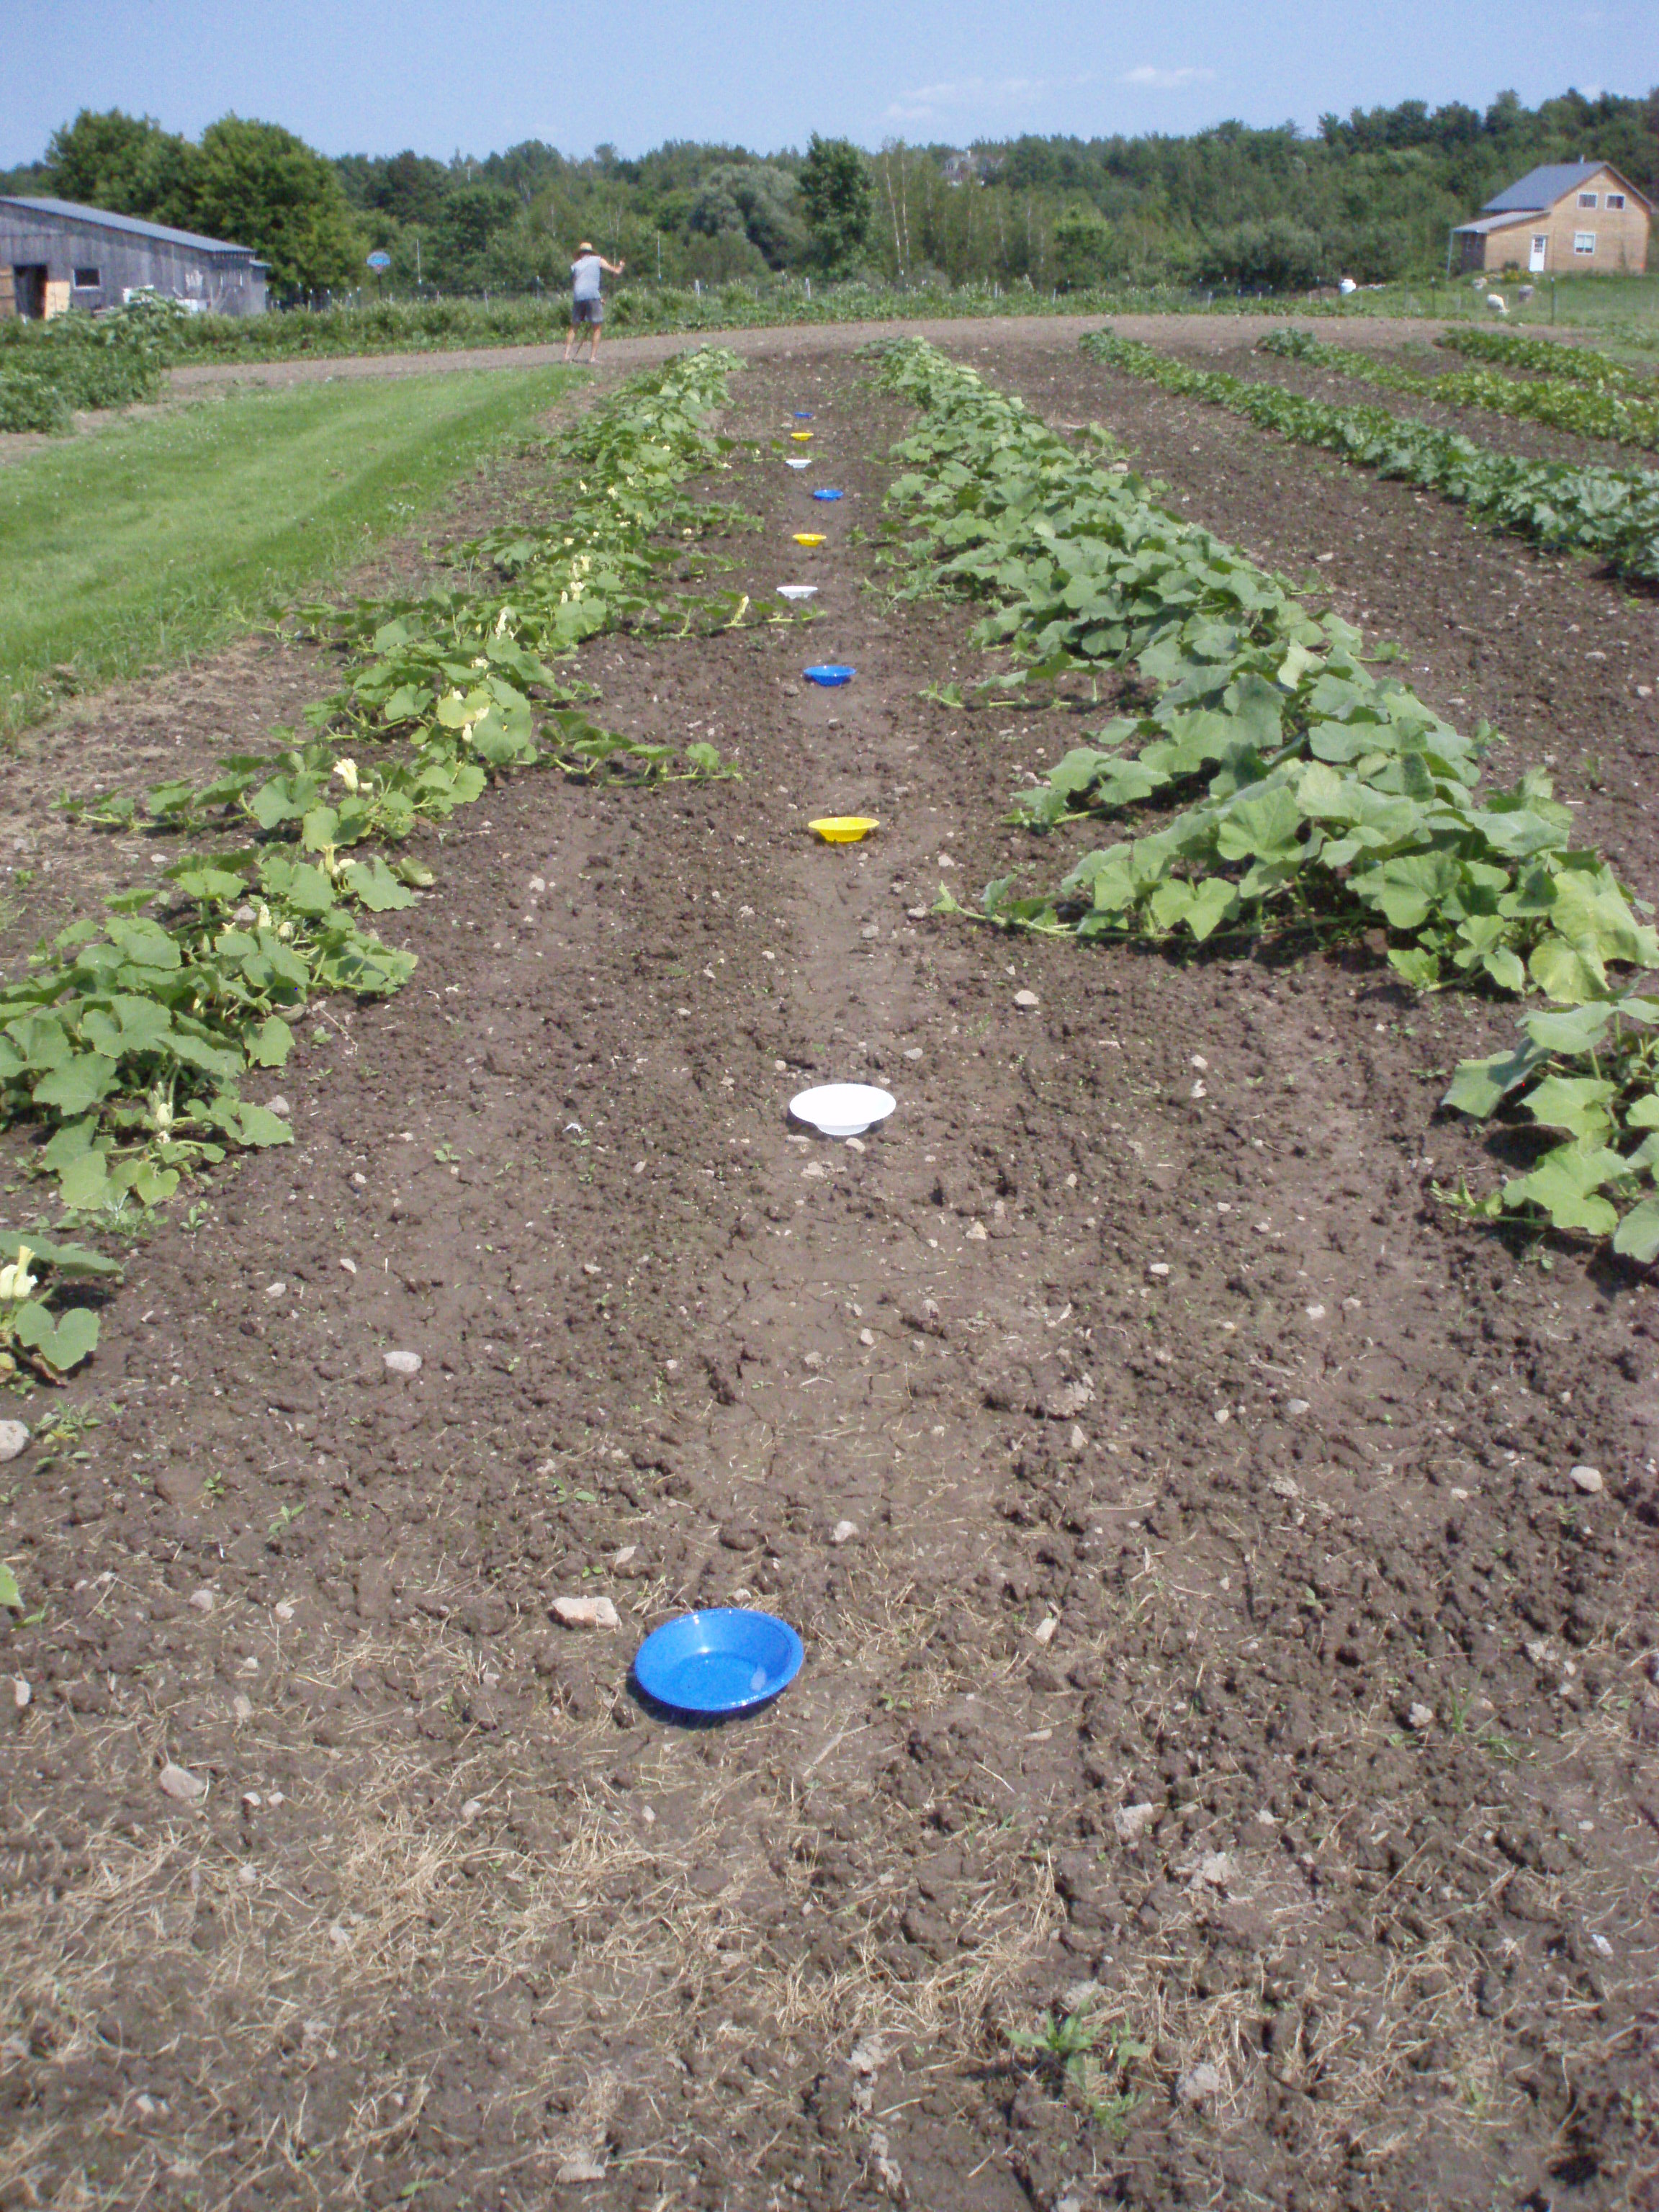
<box><xmin>0</xmin><ymin>197</ymin><xmax>256</xmax><ymax>257</ymax></box>
<box><xmin>1482</xmin><ymin>162</ymin><xmax>1611</xmax><ymax>212</ymax></box>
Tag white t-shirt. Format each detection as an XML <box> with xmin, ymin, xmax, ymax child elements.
<box><xmin>572</xmin><ymin>254</ymin><xmax>603</xmax><ymax>302</ymax></box>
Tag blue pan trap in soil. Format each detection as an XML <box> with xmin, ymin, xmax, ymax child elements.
<box><xmin>634</xmin><ymin>1609</ymin><xmax>804</xmax><ymax>1716</ymax></box>
<box><xmin>804</xmin><ymin>664</ymin><xmax>855</xmax><ymax>687</ymax></box>
<box><xmin>792</xmin><ymin>410</ymin><xmax>814</xmax><ymax>419</ymax></box>
<box><xmin>812</xmin><ymin>487</ymin><xmax>844</xmax><ymax>501</ymax></box>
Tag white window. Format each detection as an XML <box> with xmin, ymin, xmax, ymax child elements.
<box><xmin>1578</xmin><ymin>191</ymin><xmax>1598</xmax><ymax>207</ymax></box>
<box><xmin>1573</xmin><ymin>230</ymin><xmax>1596</xmax><ymax>255</ymax></box>
<box><xmin>1606</xmin><ymin>192</ymin><xmax>1626</xmax><ymax>210</ymax></box>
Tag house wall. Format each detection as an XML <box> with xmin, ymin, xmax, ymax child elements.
<box><xmin>1460</xmin><ymin>220</ymin><xmax>1531</xmax><ymax>273</ymax></box>
<box><xmin>0</xmin><ymin>207</ymin><xmax>267</xmax><ymax>315</ymax></box>
<box><xmin>1478</xmin><ymin>169</ymin><xmax>1649</xmax><ymax>275</ymax></box>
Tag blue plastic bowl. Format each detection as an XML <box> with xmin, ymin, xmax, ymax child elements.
<box><xmin>793</xmin><ymin>410</ymin><xmax>814</xmax><ymax>420</ymax></box>
<box><xmin>633</xmin><ymin>1609</ymin><xmax>804</xmax><ymax>1716</ymax></box>
<box><xmin>812</xmin><ymin>488</ymin><xmax>844</xmax><ymax>502</ymax></box>
<box><xmin>803</xmin><ymin>665</ymin><xmax>855</xmax><ymax>687</ymax></box>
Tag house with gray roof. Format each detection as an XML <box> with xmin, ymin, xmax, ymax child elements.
<box><xmin>1451</xmin><ymin>161</ymin><xmax>1650</xmax><ymax>277</ymax></box>
<box><xmin>0</xmin><ymin>197</ymin><xmax>268</xmax><ymax>320</ymax></box>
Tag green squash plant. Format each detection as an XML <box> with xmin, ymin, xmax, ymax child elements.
<box><xmin>0</xmin><ymin>1232</ymin><xmax>119</xmax><ymax>1382</ymax></box>
<box><xmin>871</xmin><ymin>337</ymin><xmax>1659</xmax><ymax>1259</ymax></box>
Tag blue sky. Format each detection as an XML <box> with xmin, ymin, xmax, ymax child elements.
<box><xmin>2</xmin><ymin>0</ymin><xmax>1653</xmax><ymax>166</ymax></box>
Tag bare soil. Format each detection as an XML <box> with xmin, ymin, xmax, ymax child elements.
<box><xmin>1</xmin><ymin>335</ymin><xmax>1656</xmax><ymax>2212</ymax></box>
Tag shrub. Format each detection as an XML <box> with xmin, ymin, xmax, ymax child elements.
<box><xmin>0</xmin><ymin>295</ymin><xmax>175</xmax><ymax>432</ymax></box>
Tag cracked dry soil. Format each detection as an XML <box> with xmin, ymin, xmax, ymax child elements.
<box><xmin>1</xmin><ymin>336</ymin><xmax>1657</xmax><ymax>2212</ymax></box>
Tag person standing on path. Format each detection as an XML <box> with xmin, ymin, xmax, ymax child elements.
<box><xmin>564</xmin><ymin>241</ymin><xmax>625</xmax><ymax>364</ymax></box>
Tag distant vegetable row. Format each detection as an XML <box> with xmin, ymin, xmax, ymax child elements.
<box><xmin>1437</xmin><ymin>324</ymin><xmax>1659</xmax><ymax>396</ymax></box>
<box><xmin>1259</xmin><ymin>325</ymin><xmax>1659</xmax><ymax>451</ymax></box>
<box><xmin>873</xmin><ymin>337</ymin><xmax>1659</xmax><ymax>1259</ymax></box>
<box><xmin>1081</xmin><ymin>330</ymin><xmax>1659</xmax><ymax>582</ymax></box>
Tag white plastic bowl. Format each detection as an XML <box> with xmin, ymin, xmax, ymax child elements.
<box><xmin>785</xmin><ymin>457</ymin><xmax>811</xmax><ymax>469</ymax></box>
<box><xmin>789</xmin><ymin>1084</ymin><xmax>896</xmax><ymax>1139</ymax></box>
<box><xmin>776</xmin><ymin>584</ymin><xmax>818</xmax><ymax>601</ymax></box>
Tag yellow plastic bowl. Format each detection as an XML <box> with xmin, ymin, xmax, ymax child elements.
<box><xmin>793</xmin><ymin>531</ymin><xmax>826</xmax><ymax>547</ymax></box>
<box><xmin>809</xmin><ymin>816</ymin><xmax>879</xmax><ymax>843</ymax></box>
<box><xmin>790</xmin><ymin>429</ymin><xmax>814</xmax><ymax>441</ymax></box>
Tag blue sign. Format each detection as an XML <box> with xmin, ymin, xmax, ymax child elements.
<box><xmin>366</xmin><ymin>251</ymin><xmax>392</xmax><ymax>272</ymax></box>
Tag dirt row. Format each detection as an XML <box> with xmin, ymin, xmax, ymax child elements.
<box><xmin>1</xmin><ymin>334</ymin><xmax>1655</xmax><ymax>2212</ymax></box>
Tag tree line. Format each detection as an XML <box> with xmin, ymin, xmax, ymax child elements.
<box><xmin>2</xmin><ymin>86</ymin><xmax>1654</xmax><ymax>300</ymax></box>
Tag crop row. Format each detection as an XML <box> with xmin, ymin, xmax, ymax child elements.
<box><xmin>871</xmin><ymin>338</ymin><xmax>1659</xmax><ymax>1260</ymax></box>
<box><xmin>0</xmin><ymin>297</ymin><xmax>172</xmax><ymax>433</ymax></box>
<box><xmin>1259</xmin><ymin>327</ymin><xmax>1659</xmax><ymax>451</ymax></box>
<box><xmin>1080</xmin><ymin>331</ymin><xmax>1659</xmax><ymax>583</ymax></box>
<box><xmin>1436</xmin><ymin>324</ymin><xmax>1659</xmax><ymax>396</ymax></box>
<box><xmin>0</xmin><ymin>346</ymin><xmax>750</xmax><ymax>1377</ymax></box>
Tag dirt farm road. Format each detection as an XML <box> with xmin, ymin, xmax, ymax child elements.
<box><xmin>163</xmin><ymin>313</ymin><xmax>1478</xmax><ymax>393</ymax></box>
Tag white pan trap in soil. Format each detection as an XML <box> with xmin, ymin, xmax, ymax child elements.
<box><xmin>788</xmin><ymin>1084</ymin><xmax>896</xmax><ymax>1139</ymax></box>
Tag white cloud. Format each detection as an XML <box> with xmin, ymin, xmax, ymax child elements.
<box><xmin>881</xmin><ymin>73</ymin><xmax>1093</xmax><ymax>129</ymax></box>
<box><xmin>1120</xmin><ymin>66</ymin><xmax>1216</xmax><ymax>90</ymax></box>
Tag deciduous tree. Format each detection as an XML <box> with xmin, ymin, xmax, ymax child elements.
<box><xmin>43</xmin><ymin>109</ymin><xmax>196</xmax><ymax>228</ymax></box>
<box><xmin>189</xmin><ymin>117</ymin><xmax>363</xmax><ymax>292</ymax></box>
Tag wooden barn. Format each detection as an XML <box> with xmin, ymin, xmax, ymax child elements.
<box><xmin>0</xmin><ymin>197</ymin><xmax>268</xmax><ymax>319</ymax></box>
<box><xmin>1452</xmin><ymin>161</ymin><xmax>1650</xmax><ymax>277</ymax></box>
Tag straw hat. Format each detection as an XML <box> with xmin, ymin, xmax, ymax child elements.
<box><xmin>577</xmin><ymin>240</ymin><xmax>594</xmax><ymax>253</ymax></box>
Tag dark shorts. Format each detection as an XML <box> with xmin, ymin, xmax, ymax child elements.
<box><xmin>572</xmin><ymin>296</ymin><xmax>602</xmax><ymax>324</ymax></box>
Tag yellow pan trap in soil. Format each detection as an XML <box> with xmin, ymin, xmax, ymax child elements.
<box><xmin>793</xmin><ymin>532</ymin><xmax>826</xmax><ymax>547</ymax></box>
<box><xmin>790</xmin><ymin>430</ymin><xmax>814</xmax><ymax>441</ymax></box>
<box><xmin>808</xmin><ymin>817</ymin><xmax>879</xmax><ymax>842</ymax></box>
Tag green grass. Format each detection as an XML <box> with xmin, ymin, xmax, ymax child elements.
<box><xmin>1301</xmin><ymin>269</ymin><xmax>1659</xmax><ymax>349</ymax></box>
<box><xmin>0</xmin><ymin>364</ymin><xmax>580</xmax><ymax>740</ymax></box>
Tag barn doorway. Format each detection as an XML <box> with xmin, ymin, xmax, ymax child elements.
<box><xmin>12</xmin><ymin>264</ymin><xmax>48</xmax><ymax>318</ymax></box>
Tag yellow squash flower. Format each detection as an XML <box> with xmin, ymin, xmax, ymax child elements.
<box><xmin>0</xmin><ymin>1246</ymin><xmax>37</xmax><ymax>1304</ymax></box>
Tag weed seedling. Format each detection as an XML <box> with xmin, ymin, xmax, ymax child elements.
<box><xmin>1008</xmin><ymin>2000</ymin><xmax>1147</xmax><ymax>2140</ymax></box>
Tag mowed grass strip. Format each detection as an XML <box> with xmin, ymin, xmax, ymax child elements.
<box><xmin>0</xmin><ymin>365</ymin><xmax>580</xmax><ymax>739</ymax></box>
